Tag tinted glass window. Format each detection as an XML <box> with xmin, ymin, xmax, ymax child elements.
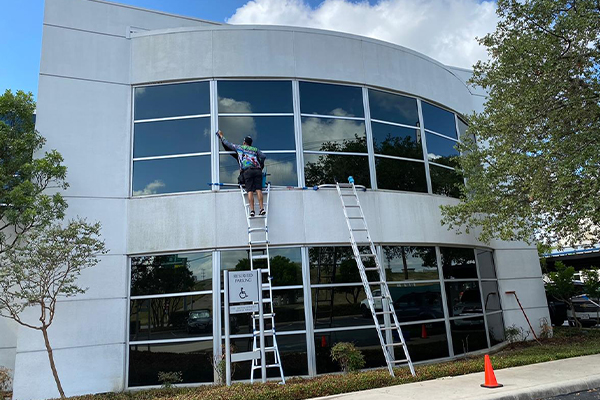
<box><xmin>231</xmin><ymin>334</ymin><xmax>308</xmax><ymax>379</ymax></box>
<box><xmin>441</xmin><ymin>247</ymin><xmax>476</xmax><ymax>279</ymax></box>
<box><xmin>476</xmin><ymin>249</ymin><xmax>497</xmax><ymax>279</ymax></box>
<box><xmin>382</xmin><ymin>246</ymin><xmax>438</xmax><ymax>281</ymax></box>
<box><xmin>133</xmin><ymin>118</ymin><xmax>211</xmax><ymax>158</ymax></box>
<box><xmin>299</xmin><ymin>82</ymin><xmax>364</xmax><ymax>117</ymax></box>
<box><xmin>421</xmin><ymin>101</ymin><xmax>457</xmax><ymax>139</ymax></box>
<box><xmin>426</xmin><ymin>133</ymin><xmax>459</xmax><ymax>166</ymax></box>
<box><xmin>220</xmin><ymin>248</ymin><xmax>302</xmax><ymax>287</ymax></box>
<box><xmin>369</xmin><ymin>89</ymin><xmax>419</xmax><ymax>126</ymax></box>
<box><xmin>304</xmin><ymin>153</ymin><xmax>370</xmax><ymax>187</ymax></box>
<box><xmin>302</xmin><ymin>117</ymin><xmax>366</xmax><ymax>152</ymax></box>
<box><xmin>482</xmin><ymin>281</ymin><xmax>501</xmax><ymax>311</ymax></box>
<box><xmin>129</xmin><ymin>294</ymin><xmax>212</xmax><ymax>341</ymax></box>
<box><xmin>131</xmin><ymin>253</ymin><xmax>213</xmax><ymax>296</ymax></box>
<box><xmin>133</xmin><ymin>156</ymin><xmax>211</xmax><ymax>195</ymax></box>
<box><xmin>445</xmin><ymin>281</ymin><xmax>482</xmax><ymax>317</ymax></box>
<box><xmin>220</xmin><ymin>153</ymin><xmax>297</xmax><ymax>187</ymax></box>
<box><xmin>217</xmin><ymin>80</ymin><xmax>293</xmax><ymax>113</ymax></box>
<box><xmin>457</xmin><ymin>118</ymin><xmax>468</xmax><ymax>138</ymax></box>
<box><xmin>309</xmin><ymin>246</ymin><xmax>354</xmax><ymax>284</ymax></box>
<box><xmin>128</xmin><ymin>341</ymin><xmax>213</xmax><ymax>386</ymax></box>
<box><xmin>134</xmin><ymin>82</ymin><xmax>209</xmax><ymax>120</ymax></box>
<box><xmin>430</xmin><ymin>165</ymin><xmax>462</xmax><ymax>198</ymax></box>
<box><xmin>486</xmin><ymin>312</ymin><xmax>506</xmax><ymax>345</ymax></box>
<box><xmin>450</xmin><ymin>317</ymin><xmax>487</xmax><ymax>354</ymax></box>
<box><xmin>315</xmin><ymin>329</ymin><xmax>385</xmax><ymax>373</ymax></box>
<box><xmin>218</xmin><ymin>116</ymin><xmax>295</xmax><ymax>151</ymax></box>
<box><xmin>312</xmin><ymin>286</ymin><xmax>373</xmax><ymax>329</ymax></box>
<box><xmin>400</xmin><ymin>322</ymin><xmax>449</xmax><ymax>361</ymax></box>
<box><xmin>372</xmin><ymin>122</ymin><xmax>422</xmax><ymax>159</ymax></box>
<box><xmin>375</xmin><ymin>157</ymin><xmax>427</xmax><ymax>192</ymax></box>
<box><xmin>388</xmin><ymin>283</ymin><xmax>444</xmax><ymax>322</ymax></box>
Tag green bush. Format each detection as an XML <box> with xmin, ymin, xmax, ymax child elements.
<box><xmin>330</xmin><ymin>342</ymin><xmax>365</xmax><ymax>373</ymax></box>
<box><xmin>157</xmin><ymin>371</ymin><xmax>182</xmax><ymax>388</ymax></box>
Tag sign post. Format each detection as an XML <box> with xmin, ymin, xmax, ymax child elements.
<box><xmin>224</xmin><ymin>269</ymin><xmax>264</xmax><ymax>385</ymax></box>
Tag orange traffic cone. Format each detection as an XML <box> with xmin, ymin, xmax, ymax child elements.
<box><xmin>481</xmin><ymin>354</ymin><xmax>503</xmax><ymax>388</ymax></box>
<box><xmin>421</xmin><ymin>324</ymin><xmax>428</xmax><ymax>339</ymax></box>
<box><xmin>321</xmin><ymin>335</ymin><xmax>327</xmax><ymax>348</ymax></box>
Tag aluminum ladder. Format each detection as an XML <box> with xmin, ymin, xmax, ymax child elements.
<box><xmin>239</xmin><ymin>182</ymin><xmax>286</xmax><ymax>383</ymax></box>
<box><xmin>335</xmin><ymin>180</ymin><xmax>416</xmax><ymax>377</ymax></box>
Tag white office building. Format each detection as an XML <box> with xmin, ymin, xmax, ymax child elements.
<box><xmin>0</xmin><ymin>0</ymin><xmax>550</xmax><ymax>398</ymax></box>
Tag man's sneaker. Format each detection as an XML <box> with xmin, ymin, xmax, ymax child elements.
<box><xmin>259</xmin><ymin>209</ymin><xmax>266</xmax><ymax>216</ymax></box>
<box><xmin>250</xmin><ymin>210</ymin><xmax>255</xmax><ymax>217</ymax></box>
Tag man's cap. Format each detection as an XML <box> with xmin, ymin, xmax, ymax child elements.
<box><xmin>243</xmin><ymin>136</ymin><xmax>253</xmax><ymax>145</ymax></box>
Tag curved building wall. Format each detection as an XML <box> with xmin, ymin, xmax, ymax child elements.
<box><xmin>8</xmin><ymin>0</ymin><xmax>548</xmax><ymax>399</ymax></box>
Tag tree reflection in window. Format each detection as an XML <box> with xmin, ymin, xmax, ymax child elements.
<box><xmin>304</xmin><ymin>136</ymin><xmax>370</xmax><ymax>187</ymax></box>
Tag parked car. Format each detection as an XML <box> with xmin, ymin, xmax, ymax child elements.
<box><xmin>186</xmin><ymin>309</ymin><xmax>212</xmax><ymax>333</ymax></box>
<box><xmin>567</xmin><ymin>295</ymin><xmax>600</xmax><ymax>327</ymax></box>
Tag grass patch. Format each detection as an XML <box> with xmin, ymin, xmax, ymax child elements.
<box><xmin>72</xmin><ymin>327</ymin><xmax>600</xmax><ymax>400</ymax></box>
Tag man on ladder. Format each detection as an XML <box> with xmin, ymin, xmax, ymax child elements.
<box><xmin>217</xmin><ymin>130</ymin><xmax>267</xmax><ymax>216</ymax></box>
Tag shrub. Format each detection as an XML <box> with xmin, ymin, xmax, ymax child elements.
<box><xmin>0</xmin><ymin>368</ymin><xmax>11</xmax><ymax>398</ymax></box>
<box><xmin>330</xmin><ymin>342</ymin><xmax>365</xmax><ymax>373</ymax></box>
<box><xmin>157</xmin><ymin>371</ymin><xmax>182</xmax><ymax>388</ymax></box>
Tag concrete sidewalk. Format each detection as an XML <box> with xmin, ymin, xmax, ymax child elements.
<box><xmin>313</xmin><ymin>354</ymin><xmax>600</xmax><ymax>400</ymax></box>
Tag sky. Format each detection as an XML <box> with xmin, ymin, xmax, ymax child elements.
<box><xmin>0</xmin><ymin>0</ymin><xmax>498</xmax><ymax>99</ymax></box>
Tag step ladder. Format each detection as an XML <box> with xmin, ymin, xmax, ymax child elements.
<box><xmin>239</xmin><ymin>183</ymin><xmax>286</xmax><ymax>383</ymax></box>
<box><xmin>335</xmin><ymin>181</ymin><xmax>416</xmax><ymax>377</ymax></box>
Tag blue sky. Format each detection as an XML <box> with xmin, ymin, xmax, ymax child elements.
<box><xmin>0</xmin><ymin>0</ymin><xmax>495</xmax><ymax>99</ymax></box>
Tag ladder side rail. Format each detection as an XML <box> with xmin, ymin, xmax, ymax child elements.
<box><xmin>337</xmin><ymin>182</ymin><xmax>415</xmax><ymax>377</ymax></box>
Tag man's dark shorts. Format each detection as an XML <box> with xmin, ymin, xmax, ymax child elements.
<box><xmin>243</xmin><ymin>168</ymin><xmax>262</xmax><ymax>192</ymax></box>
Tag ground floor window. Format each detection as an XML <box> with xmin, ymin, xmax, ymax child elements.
<box><xmin>127</xmin><ymin>245</ymin><xmax>503</xmax><ymax>387</ymax></box>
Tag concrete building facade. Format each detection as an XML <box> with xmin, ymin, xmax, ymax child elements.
<box><xmin>0</xmin><ymin>0</ymin><xmax>549</xmax><ymax>398</ymax></box>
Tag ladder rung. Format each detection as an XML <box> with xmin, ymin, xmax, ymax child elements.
<box><xmin>391</xmin><ymin>359</ymin><xmax>408</xmax><ymax>364</ymax></box>
<box><xmin>253</xmin><ymin>329</ymin><xmax>275</xmax><ymax>335</ymax></box>
<box><xmin>384</xmin><ymin>342</ymin><xmax>405</xmax><ymax>347</ymax></box>
<box><xmin>363</xmin><ymin>267</ymin><xmax>380</xmax><ymax>271</ymax></box>
<box><xmin>375</xmin><ymin>311</ymin><xmax>394</xmax><ymax>315</ymax></box>
<box><xmin>351</xmin><ymin>228</ymin><xmax>368</xmax><ymax>232</ymax></box>
<box><xmin>249</xmin><ymin>227</ymin><xmax>267</xmax><ymax>233</ymax></box>
<box><xmin>379</xmin><ymin>326</ymin><xmax>397</xmax><ymax>331</ymax></box>
<box><xmin>252</xmin><ymin>313</ymin><xmax>276</xmax><ymax>319</ymax></box>
<box><xmin>250</xmin><ymin>240</ymin><xmax>269</xmax><ymax>244</ymax></box>
<box><xmin>359</xmin><ymin>253</ymin><xmax>377</xmax><ymax>258</ymax></box>
<box><xmin>345</xmin><ymin>205</ymin><xmax>361</xmax><ymax>208</ymax></box>
<box><xmin>341</xmin><ymin>193</ymin><xmax>356</xmax><ymax>197</ymax></box>
<box><xmin>348</xmin><ymin>216</ymin><xmax>364</xmax><ymax>219</ymax></box>
<box><xmin>252</xmin><ymin>254</ymin><xmax>269</xmax><ymax>260</ymax></box>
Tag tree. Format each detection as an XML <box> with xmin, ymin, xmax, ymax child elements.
<box><xmin>0</xmin><ymin>220</ymin><xmax>107</xmax><ymax>398</ymax></box>
<box><xmin>441</xmin><ymin>0</ymin><xmax>600</xmax><ymax>246</ymax></box>
<box><xmin>0</xmin><ymin>90</ymin><xmax>68</xmax><ymax>254</ymax></box>
<box><xmin>546</xmin><ymin>261</ymin><xmax>581</xmax><ymax>328</ymax></box>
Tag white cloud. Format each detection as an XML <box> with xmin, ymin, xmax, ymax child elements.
<box><xmin>133</xmin><ymin>180</ymin><xmax>165</xmax><ymax>196</ymax></box>
<box><xmin>227</xmin><ymin>0</ymin><xmax>498</xmax><ymax>68</ymax></box>
<box><xmin>301</xmin><ymin>117</ymin><xmax>365</xmax><ymax>151</ymax></box>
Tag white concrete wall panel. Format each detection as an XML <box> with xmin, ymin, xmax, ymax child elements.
<box><xmin>293</xmin><ymin>31</ymin><xmax>366</xmax><ymax>84</ymax></box>
<box><xmin>64</xmin><ymin>197</ymin><xmax>128</xmax><ymax>255</ymax></box>
<box><xmin>14</xmin><ymin>299</ymin><xmax>126</xmax><ymax>353</ymax></box>
<box><xmin>36</xmin><ymin>75</ymin><xmax>131</xmax><ymax>198</ymax></box>
<box><xmin>0</xmin><ymin>318</ymin><xmax>18</xmax><ymax>374</ymax></box>
<box><xmin>213</xmin><ymin>29</ymin><xmax>296</xmax><ymax>78</ymax></box>
<box><xmin>40</xmin><ymin>25</ymin><xmax>130</xmax><ymax>84</ymax></box>
<box><xmin>130</xmin><ymin>26</ymin><xmax>475</xmax><ymax>116</ymax></box>
<box><xmin>502</xmin><ymin>307</ymin><xmax>552</xmax><ymax>338</ymax></box>
<box><xmin>12</xmin><ymin>344</ymin><xmax>125</xmax><ymax>400</ymax></box>
<box><xmin>73</xmin><ymin>255</ymin><xmax>129</xmax><ymax>300</ymax></box>
<box><xmin>497</xmin><ymin>278</ymin><xmax>549</xmax><ymax>310</ymax></box>
<box><xmin>495</xmin><ymin>249</ymin><xmax>543</xmax><ymax>279</ymax></box>
<box><xmin>44</xmin><ymin>0</ymin><xmax>218</xmax><ymax>38</ymax></box>
<box><xmin>131</xmin><ymin>30</ymin><xmax>213</xmax><ymax>84</ymax></box>
<box><xmin>127</xmin><ymin>190</ymin><xmax>493</xmax><ymax>254</ymax></box>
